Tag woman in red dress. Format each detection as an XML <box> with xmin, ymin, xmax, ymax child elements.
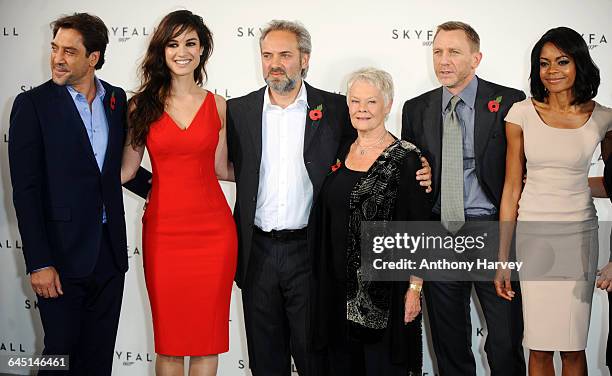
<box><xmin>121</xmin><ymin>10</ymin><xmax>237</xmax><ymax>376</ymax></box>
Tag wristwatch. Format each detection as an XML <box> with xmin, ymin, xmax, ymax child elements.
<box><xmin>409</xmin><ymin>283</ymin><xmax>422</xmax><ymax>294</ymax></box>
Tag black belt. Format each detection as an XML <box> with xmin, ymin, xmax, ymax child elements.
<box><xmin>253</xmin><ymin>226</ymin><xmax>307</xmax><ymax>241</ymax></box>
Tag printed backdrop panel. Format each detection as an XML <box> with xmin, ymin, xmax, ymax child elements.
<box><xmin>1</xmin><ymin>0</ymin><xmax>611</xmax><ymax>374</ymax></box>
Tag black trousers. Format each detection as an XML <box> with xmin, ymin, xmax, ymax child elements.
<box><xmin>425</xmin><ymin>214</ymin><xmax>525</xmax><ymax>375</ymax></box>
<box><xmin>242</xmin><ymin>231</ymin><xmax>323</xmax><ymax>376</ymax></box>
<box><xmin>327</xmin><ymin>326</ymin><xmax>408</xmax><ymax>376</ymax></box>
<box><xmin>425</xmin><ymin>280</ymin><xmax>525</xmax><ymax>376</ymax></box>
<box><xmin>37</xmin><ymin>226</ymin><xmax>125</xmax><ymax>376</ymax></box>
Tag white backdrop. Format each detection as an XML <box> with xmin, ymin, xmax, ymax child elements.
<box><xmin>1</xmin><ymin>0</ymin><xmax>612</xmax><ymax>374</ymax></box>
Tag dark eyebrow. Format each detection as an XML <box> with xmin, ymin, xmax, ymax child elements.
<box><xmin>186</xmin><ymin>37</ymin><xmax>198</xmax><ymax>42</ymax></box>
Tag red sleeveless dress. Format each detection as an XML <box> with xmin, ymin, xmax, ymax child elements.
<box><xmin>142</xmin><ymin>91</ymin><xmax>237</xmax><ymax>355</ymax></box>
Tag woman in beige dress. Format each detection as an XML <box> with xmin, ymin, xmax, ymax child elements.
<box><xmin>495</xmin><ymin>27</ymin><xmax>612</xmax><ymax>375</ymax></box>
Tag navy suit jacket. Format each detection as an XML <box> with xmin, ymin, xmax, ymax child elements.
<box><xmin>401</xmin><ymin>77</ymin><xmax>526</xmax><ymax>208</ymax></box>
<box><xmin>8</xmin><ymin>79</ymin><xmax>145</xmax><ymax>278</ymax></box>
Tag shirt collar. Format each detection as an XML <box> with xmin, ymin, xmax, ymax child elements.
<box><xmin>442</xmin><ymin>75</ymin><xmax>478</xmax><ymax>111</ymax></box>
<box><xmin>263</xmin><ymin>80</ymin><xmax>308</xmax><ymax>110</ymax></box>
<box><xmin>66</xmin><ymin>76</ymin><xmax>106</xmax><ymax>102</ymax></box>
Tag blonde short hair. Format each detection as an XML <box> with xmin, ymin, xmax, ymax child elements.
<box><xmin>346</xmin><ymin>67</ymin><xmax>394</xmax><ymax>106</ymax></box>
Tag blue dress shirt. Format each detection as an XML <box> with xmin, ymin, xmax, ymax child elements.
<box><xmin>67</xmin><ymin>76</ymin><xmax>109</xmax><ymax>223</ymax></box>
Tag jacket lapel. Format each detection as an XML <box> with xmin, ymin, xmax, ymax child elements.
<box><xmin>246</xmin><ymin>87</ymin><xmax>266</xmax><ymax>166</ymax></box>
<box><xmin>474</xmin><ymin>78</ymin><xmax>498</xmax><ymax>160</ymax></box>
<box><xmin>424</xmin><ymin>88</ymin><xmax>443</xmax><ymax>198</ymax></box>
<box><xmin>101</xmin><ymin>83</ymin><xmax>115</xmax><ymax>175</ymax></box>
<box><xmin>54</xmin><ymin>83</ymin><xmax>100</xmax><ymax>173</ymax></box>
<box><xmin>304</xmin><ymin>82</ymin><xmax>325</xmax><ymax>154</ymax></box>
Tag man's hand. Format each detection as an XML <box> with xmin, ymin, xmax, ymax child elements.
<box><xmin>31</xmin><ymin>267</ymin><xmax>63</xmax><ymax>299</ymax></box>
<box><xmin>417</xmin><ymin>156</ymin><xmax>432</xmax><ymax>193</ymax></box>
<box><xmin>144</xmin><ymin>178</ymin><xmax>152</xmax><ymax>210</ymax></box>
<box><xmin>596</xmin><ymin>262</ymin><xmax>612</xmax><ymax>292</ymax></box>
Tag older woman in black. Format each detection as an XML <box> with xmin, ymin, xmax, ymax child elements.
<box><xmin>312</xmin><ymin>68</ymin><xmax>431</xmax><ymax>375</ymax></box>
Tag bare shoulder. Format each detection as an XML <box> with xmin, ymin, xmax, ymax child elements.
<box><xmin>213</xmin><ymin>93</ymin><xmax>226</xmax><ymax>127</ymax></box>
<box><xmin>213</xmin><ymin>93</ymin><xmax>227</xmax><ymax>111</ymax></box>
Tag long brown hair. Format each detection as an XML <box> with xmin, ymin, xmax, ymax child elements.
<box><xmin>128</xmin><ymin>10</ymin><xmax>213</xmax><ymax>147</ymax></box>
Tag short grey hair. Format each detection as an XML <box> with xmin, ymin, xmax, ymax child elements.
<box><xmin>346</xmin><ymin>67</ymin><xmax>394</xmax><ymax>106</ymax></box>
<box><xmin>260</xmin><ymin>20</ymin><xmax>312</xmax><ymax>78</ymax></box>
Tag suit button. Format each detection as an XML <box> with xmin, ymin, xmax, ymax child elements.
<box><xmin>252</xmin><ymin>196</ymin><xmax>256</xmax><ymax>202</ymax></box>
<box><xmin>255</xmin><ymin>169</ymin><xmax>260</xmax><ymax>174</ymax></box>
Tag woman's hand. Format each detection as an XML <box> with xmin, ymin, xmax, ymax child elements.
<box><xmin>494</xmin><ymin>267</ymin><xmax>515</xmax><ymax>301</ymax></box>
<box><xmin>417</xmin><ymin>156</ymin><xmax>432</xmax><ymax>193</ymax></box>
<box><xmin>404</xmin><ymin>286</ymin><xmax>422</xmax><ymax>323</ymax></box>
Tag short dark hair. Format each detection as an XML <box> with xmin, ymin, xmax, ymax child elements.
<box><xmin>530</xmin><ymin>27</ymin><xmax>600</xmax><ymax>105</ymax></box>
<box><xmin>51</xmin><ymin>13</ymin><xmax>109</xmax><ymax>70</ymax></box>
<box><xmin>435</xmin><ymin>21</ymin><xmax>480</xmax><ymax>52</ymax></box>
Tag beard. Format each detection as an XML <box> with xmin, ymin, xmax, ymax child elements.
<box><xmin>265</xmin><ymin>67</ymin><xmax>300</xmax><ymax>94</ymax></box>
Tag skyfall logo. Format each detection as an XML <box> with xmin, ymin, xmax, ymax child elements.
<box><xmin>582</xmin><ymin>33</ymin><xmax>608</xmax><ymax>50</ymax></box>
<box><xmin>115</xmin><ymin>350</ymin><xmax>153</xmax><ymax>366</ymax></box>
<box><xmin>236</xmin><ymin>27</ymin><xmax>264</xmax><ymax>38</ymax></box>
<box><xmin>0</xmin><ymin>239</ymin><xmax>23</xmax><ymax>250</ymax></box>
<box><xmin>391</xmin><ymin>28</ymin><xmax>435</xmax><ymax>46</ymax></box>
<box><xmin>0</xmin><ymin>341</ymin><xmax>26</xmax><ymax>352</ymax></box>
<box><xmin>2</xmin><ymin>27</ymin><xmax>19</xmax><ymax>37</ymax></box>
<box><xmin>25</xmin><ymin>298</ymin><xmax>39</xmax><ymax>311</ymax></box>
<box><xmin>127</xmin><ymin>245</ymin><xmax>141</xmax><ymax>259</ymax></box>
<box><xmin>238</xmin><ymin>359</ymin><xmax>299</xmax><ymax>373</ymax></box>
<box><xmin>110</xmin><ymin>26</ymin><xmax>154</xmax><ymax>43</ymax></box>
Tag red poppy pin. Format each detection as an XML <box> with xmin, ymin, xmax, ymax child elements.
<box><xmin>329</xmin><ymin>159</ymin><xmax>342</xmax><ymax>174</ymax></box>
<box><xmin>110</xmin><ymin>91</ymin><xmax>116</xmax><ymax>111</ymax></box>
<box><xmin>309</xmin><ymin>104</ymin><xmax>323</xmax><ymax>122</ymax></box>
<box><xmin>488</xmin><ymin>96</ymin><xmax>502</xmax><ymax>113</ymax></box>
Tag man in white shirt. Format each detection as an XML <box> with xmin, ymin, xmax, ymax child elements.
<box><xmin>227</xmin><ymin>20</ymin><xmax>430</xmax><ymax>376</ymax></box>
<box><xmin>227</xmin><ymin>20</ymin><xmax>353</xmax><ymax>376</ymax></box>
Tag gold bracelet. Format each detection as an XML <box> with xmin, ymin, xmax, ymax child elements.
<box><xmin>409</xmin><ymin>283</ymin><xmax>422</xmax><ymax>294</ymax></box>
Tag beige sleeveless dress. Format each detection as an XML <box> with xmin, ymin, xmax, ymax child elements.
<box><xmin>505</xmin><ymin>98</ymin><xmax>612</xmax><ymax>351</ymax></box>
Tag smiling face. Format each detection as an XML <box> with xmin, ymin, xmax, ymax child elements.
<box><xmin>432</xmin><ymin>29</ymin><xmax>481</xmax><ymax>94</ymax></box>
<box><xmin>539</xmin><ymin>42</ymin><xmax>576</xmax><ymax>95</ymax></box>
<box><xmin>260</xmin><ymin>30</ymin><xmax>309</xmax><ymax>94</ymax></box>
<box><xmin>348</xmin><ymin>79</ymin><xmax>391</xmax><ymax>132</ymax></box>
<box><xmin>164</xmin><ymin>28</ymin><xmax>203</xmax><ymax>79</ymax></box>
<box><xmin>50</xmin><ymin>27</ymin><xmax>98</xmax><ymax>87</ymax></box>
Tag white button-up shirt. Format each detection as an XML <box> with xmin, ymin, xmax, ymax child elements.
<box><xmin>255</xmin><ymin>82</ymin><xmax>313</xmax><ymax>231</ymax></box>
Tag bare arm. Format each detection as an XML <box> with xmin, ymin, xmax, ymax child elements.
<box><xmin>214</xmin><ymin>94</ymin><xmax>235</xmax><ymax>182</ymax></box>
<box><xmin>494</xmin><ymin>122</ymin><xmax>525</xmax><ymax>301</ymax></box>
<box><xmin>589</xmin><ymin>177</ymin><xmax>607</xmax><ymax>198</ymax></box>
<box><xmin>590</xmin><ymin>131</ymin><xmax>612</xmax><ymax>198</ymax></box>
<box><xmin>121</xmin><ymin>129</ymin><xmax>145</xmax><ymax>184</ymax></box>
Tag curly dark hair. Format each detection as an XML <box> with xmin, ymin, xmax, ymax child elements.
<box><xmin>52</xmin><ymin>13</ymin><xmax>109</xmax><ymax>69</ymax></box>
<box><xmin>529</xmin><ymin>26</ymin><xmax>600</xmax><ymax>105</ymax></box>
<box><xmin>128</xmin><ymin>10</ymin><xmax>213</xmax><ymax>147</ymax></box>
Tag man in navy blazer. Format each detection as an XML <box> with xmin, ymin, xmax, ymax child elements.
<box><xmin>8</xmin><ymin>13</ymin><xmax>146</xmax><ymax>375</ymax></box>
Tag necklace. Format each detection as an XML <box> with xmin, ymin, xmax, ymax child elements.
<box><xmin>355</xmin><ymin>130</ymin><xmax>388</xmax><ymax>155</ymax></box>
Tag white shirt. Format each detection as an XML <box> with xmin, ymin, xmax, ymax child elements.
<box><xmin>255</xmin><ymin>82</ymin><xmax>313</xmax><ymax>231</ymax></box>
